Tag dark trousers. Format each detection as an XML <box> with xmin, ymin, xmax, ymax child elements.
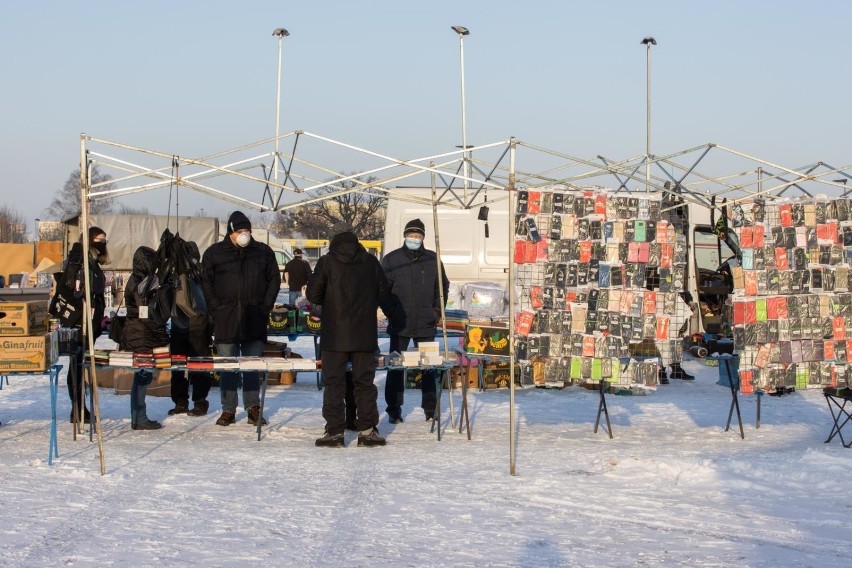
<box><xmin>344</xmin><ymin>370</ymin><xmax>356</xmax><ymax>423</ymax></box>
<box><xmin>170</xmin><ymin>327</ymin><xmax>212</xmax><ymax>404</ymax></box>
<box><xmin>67</xmin><ymin>339</ymin><xmax>85</xmax><ymax>411</ymax></box>
<box><xmin>384</xmin><ymin>334</ymin><xmax>438</xmax><ymax>419</ymax></box>
<box><xmin>322</xmin><ymin>351</ymin><xmax>378</xmax><ymax>435</ymax></box>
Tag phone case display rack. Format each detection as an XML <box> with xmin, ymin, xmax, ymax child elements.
<box><xmin>512</xmin><ymin>187</ymin><xmax>694</xmax><ymax>390</ymax></box>
<box><xmin>728</xmin><ymin>197</ymin><xmax>852</xmax><ymax>394</ymax></box>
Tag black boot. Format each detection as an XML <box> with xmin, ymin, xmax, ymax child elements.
<box><xmin>670</xmin><ymin>363</ymin><xmax>695</xmax><ymax>381</ymax></box>
<box><xmin>168</xmin><ymin>400</ymin><xmax>190</xmax><ymax>415</ymax></box>
<box><xmin>658</xmin><ymin>367</ymin><xmax>669</xmax><ymax>385</ymax></box>
<box><xmin>187</xmin><ymin>400</ymin><xmax>209</xmax><ymax>417</ymax></box>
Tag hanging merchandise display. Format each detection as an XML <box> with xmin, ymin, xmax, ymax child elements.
<box><xmin>728</xmin><ymin>196</ymin><xmax>852</xmax><ymax>394</ymax></box>
<box><xmin>509</xmin><ymin>186</ymin><xmax>694</xmax><ymax>390</ymax></box>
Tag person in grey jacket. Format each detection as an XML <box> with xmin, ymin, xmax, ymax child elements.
<box><xmin>381</xmin><ymin>218</ymin><xmax>449</xmax><ymax>423</ymax></box>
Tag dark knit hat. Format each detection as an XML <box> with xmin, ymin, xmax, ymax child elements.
<box><xmin>329</xmin><ymin>221</ymin><xmax>353</xmax><ymax>238</ymax></box>
<box><xmin>404</xmin><ymin>218</ymin><xmax>426</xmax><ymax>237</ymax></box>
<box><xmin>227</xmin><ymin>211</ymin><xmax>251</xmax><ymax>233</ymax></box>
<box><xmin>88</xmin><ymin>226</ymin><xmax>106</xmax><ymax>242</ymax></box>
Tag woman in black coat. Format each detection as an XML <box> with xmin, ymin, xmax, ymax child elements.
<box><xmin>121</xmin><ymin>246</ymin><xmax>169</xmax><ymax>430</ymax></box>
<box><xmin>51</xmin><ymin>226</ymin><xmax>108</xmax><ymax>424</ymax></box>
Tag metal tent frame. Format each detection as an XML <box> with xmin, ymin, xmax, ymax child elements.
<box><xmin>77</xmin><ymin>132</ymin><xmax>852</xmax><ymax>475</ymax></box>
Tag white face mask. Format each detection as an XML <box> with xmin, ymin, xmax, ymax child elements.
<box><xmin>235</xmin><ymin>232</ymin><xmax>251</xmax><ymax>248</ymax></box>
<box><xmin>405</xmin><ymin>237</ymin><xmax>422</xmax><ymax>250</ymax></box>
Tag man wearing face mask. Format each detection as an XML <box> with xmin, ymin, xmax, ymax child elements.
<box><xmin>50</xmin><ymin>226</ymin><xmax>109</xmax><ymax>425</ymax></box>
<box><xmin>380</xmin><ymin>218</ymin><xmax>450</xmax><ymax>423</ymax></box>
<box><xmin>201</xmin><ymin>211</ymin><xmax>281</xmax><ymax>427</ymax></box>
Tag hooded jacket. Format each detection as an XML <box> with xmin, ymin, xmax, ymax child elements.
<box><xmin>306</xmin><ymin>232</ymin><xmax>392</xmax><ymax>352</ymax></box>
<box><xmin>201</xmin><ymin>234</ymin><xmax>281</xmax><ymax>344</ymax></box>
<box><xmin>121</xmin><ymin>246</ymin><xmax>169</xmax><ymax>351</ymax></box>
<box><xmin>381</xmin><ymin>244</ymin><xmax>450</xmax><ymax>338</ymax></box>
<box><xmin>52</xmin><ymin>242</ymin><xmax>107</xmax><ymax>338</ymax></box>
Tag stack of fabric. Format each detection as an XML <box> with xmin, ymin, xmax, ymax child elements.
<box><xmin>186</xmin><ymin>357</ymin><xmax>213</xmax><ymax>371</ymax></box>
<box><xmin>438</xmin><ymin>309</ymin><xmax>469</xmax><ymax>332</ymax></box>
<box><xmin>85</xmin><ymin>350</ymin><xmax>111</xmax><ymax>366</ymax></box>
<box><xmin>153</xmin><ymin>346</ymin><xmax>171</xmax><ymax>369</ymax></box>
<box><xmin>109</xmin><ymin>351</ymin><xmax>134</xmax><ymax>367</ymax></box>
<box><xmin>133</xmin><ymin>351</ymin><xmax>155</xmax><ymax>368</ymax></box>
<box><xmin>211</xmin><ymin>357</ymin><xmax>239</xmax><ymax>370</ymax></box>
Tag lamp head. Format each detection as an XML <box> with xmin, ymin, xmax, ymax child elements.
<box><xmin>451</xmin><ymin>26</ymin><xmax>470</xmax><ymax>36</ymax></box>
<box><xmin>641</xmin><ymin>37</ymin><xmax>657</xmax><ymax>46</ymax></box>
<box><xmin>272</xmin><ymin>28</ymin><xmax>290</xmax><ymax>37</ymax></box>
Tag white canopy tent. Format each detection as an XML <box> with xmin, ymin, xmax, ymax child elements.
<box><xmin>76</xmin><ymin>131</ymin><xmax>852</xmax><ymax>474</ymax></box>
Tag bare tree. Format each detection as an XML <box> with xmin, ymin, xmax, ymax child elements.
<box><xmin>285</xmin><ymin>175</ymin><xmax>387</xmax><ymax>240</ymax></box>
<box><xmin>0</xmin><ymin>205</ymin><xmax>27</xmax><ymax>243</ymax></box>
<box><xmin>114</xmin><ymin>203</ymin><xmax>150</xmax><ymax>215</ymax></box>
<box><xmin>43</xmin><ymin>165</ymin><xmax>116</xmax><ymax>221</ymax></box>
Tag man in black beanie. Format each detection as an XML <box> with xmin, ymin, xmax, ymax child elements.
<box><xmin>381</xmin><ymin>218</ymin><xmax>449</xmax><ymax>423</ymax></box>
<box><xmin>307</xmin><ymin>221</ymin><xmax>393</xmax><ymax>447</ymax></box>
<box><xmin>201</xmin><ymin>211</ymin><xmax>281</xmax><ymax>427</ymax></box>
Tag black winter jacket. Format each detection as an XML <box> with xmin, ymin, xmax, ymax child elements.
<box><xmin>381</xmin><ymin>245</ymin><xmax>450</xmax><ymax>338</ymax></box>
<box><xmin>60</xmin><ymin>242</ymin><xmax>107</xmax><ymax>339</ymax></box>
<box><xmin>201</xmin><ymin>235</ymin><xmax>281</xmax><ymax>344</ymax></box>
<box><xmin>121</xmin><ymin>246</ymin><xmax>169</xmax><ymax>352</ymax></box>
<box><xmin>306</xmin><ymin>232</ymin><xmax>392</xmax><ymax>352</ymax></box>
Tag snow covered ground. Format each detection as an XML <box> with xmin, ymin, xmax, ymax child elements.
<box><xmin>2</xmin><ymin>338</ymin><xmax>851</xmax><ymax>568</ymax></box>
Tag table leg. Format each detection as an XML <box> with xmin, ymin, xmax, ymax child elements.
<box><xmin>48</xmin><ymin>364</ymin><xmax>62</xmax><ymax>465</ymax></box>
<box><xmin>257</xmin><ymin>371</ymin><xmax>268</xmax><ymax>442</ymax></box>
<box><xmin>434</xmin><ymin>372</ymin><xmax>443</xmax><ymax>441</ymax></box>
<box><xmin>594</xmin><ymin>379</ymin><xmax>613</xmax><ymax>439</ymax></box>
<box><xmin>723</xmin><ymin>359</ymin><xmax>745</xmax><ymax>439</ymax></box>
<box><xmin>824</xmin><ymin>395</ymin><xmax>852</xmax><ymax>447</ymax></box>
<box><xmin>459</xmin><ymin>365</ymin><xmax>471</xmax><ymax>440</ymax></box>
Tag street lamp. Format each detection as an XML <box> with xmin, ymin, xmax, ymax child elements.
<box><xmin>641</xmin><ymin>36</ymin><xmax>656</xmax><ymax>193</ymax></box>
<box><xmin>33</xmin><ymin>218</ymin><xmax>40</xmax><ymax>266</ymax></box>
<box><xmin>272</xmin><ymin>27</ymin><xmax>290</xmax><ymax>191</ymax></box>
<box><xmin>451</xmin><ymin>25</ymin><xmax>471</xmax><ymax>199</ymax></box>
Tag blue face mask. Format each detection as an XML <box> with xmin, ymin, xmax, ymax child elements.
<box><xmin>405</xmin><ymin>238</ymin><xmax>422</xmax><ymax>250</ymax></box>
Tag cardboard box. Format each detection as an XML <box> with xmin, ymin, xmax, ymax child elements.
<box><xmin>0</xmin><ymin>300</ymin><xmax>50</xmax><ymax>336</ymax></box>
<box><xmin>0</xmin><ymin>331</ymin><xmax>58</xmax><ymax>372</ymax></box>
<box><xmin>91</xmin><ymin>366</ymin><xmax>117</xmax><ymax>389</ymax></box>
<box><xmin>266</xmin><ymin>371</ymin><xmax>296</xmax><ymax>385</ymax></box>
<box><xmin>114</xmin><ymin>369</ymin><xmax>172</xmax><ymax>397</ymax></box>
<box><xmin>465</xmin><ymin>324</ymin><xmax>511</xmax><ymax>356</ymax></box>
<box><xmin>481</xmin><ymin>361</ymin><xmax>522</xmax><ymax>389</ymax></box>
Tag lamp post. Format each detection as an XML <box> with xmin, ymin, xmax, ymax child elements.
<box><xmin>641</xmin><ymin>36</ymin><xmax>656</xmax><ymax>193</ymax></box>
<box><xmin>272</xmin><ymin>27</ymin><xmax>290</xmax><ymax>191</ymax></box>
<box><xmin>33</xmin><ymin>218</ymin><xmax>40</xmax><ymax>266</ymax></box>
<box><xmin>451</xmin><ymin>25</ymin><xmax>470</xmax><ymax>198</ymax></box>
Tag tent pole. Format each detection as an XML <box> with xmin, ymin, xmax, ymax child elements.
<box><xmin>80</xmin><ymin>134</ymin><xmax>107</xmax><ymax>475</ymax></box>
<box><xmin>508</xmin><ymin>138</ymin><xmax>517</xmax><ymax>476</ymax></box>
<box><xmin>431</xmin><ymin>165</ymin><xmax>454</xmax><ymax>426</ymax></box>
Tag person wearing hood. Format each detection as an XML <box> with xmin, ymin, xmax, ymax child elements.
<box><xmin>120</xmin><ymin>246</ymin><xmax>169</xmax><ymax>430</ymax></box>
<box><xmin>50</xmin><ymin>226</ymin><xmax>109</xmax><ymax>425</ymax></box>
<box><xmin>380</xmin><ymin>218</ymin><xmax>450</xmax><ymax>423</ymax></box>
<box><xmin>307</xmin><ymin>221</ymin><xmax>393</xmax><ymax>447</ymax></box>
<box><xmin>201</xmin><ymin>211</ymin><xmax>281</xmax><ymax>427</ymax></box>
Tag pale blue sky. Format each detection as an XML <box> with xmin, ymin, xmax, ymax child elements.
<box><xmin>2</xmin><ymin>1</ymin><xmax>850</xmax><ymax>230</ymax></box>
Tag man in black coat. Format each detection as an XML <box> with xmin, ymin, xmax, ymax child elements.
<box><xmin>381</xmin><ymin>218</ymin><xmax>450</xmax><ymax>423</ymax></box>
<box><xmin>201</xmin><ymin>211</ymin><xmax>281</xmax><ymax>427</ymax></box>
<box><xmin>283</xmin><ymin>248</ymin><xmax>312</xmax><ymax>306</ymax></box>
<box><xmin>307</xmin><ymin>222</ymin><xmax>392</xmax><ymax>447</ymax></box>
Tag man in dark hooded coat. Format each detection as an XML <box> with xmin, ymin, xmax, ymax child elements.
<box><xmin>307</xmin><ymin>222</ymin><xmax>392</xmax><ymax>447</ymax></box>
